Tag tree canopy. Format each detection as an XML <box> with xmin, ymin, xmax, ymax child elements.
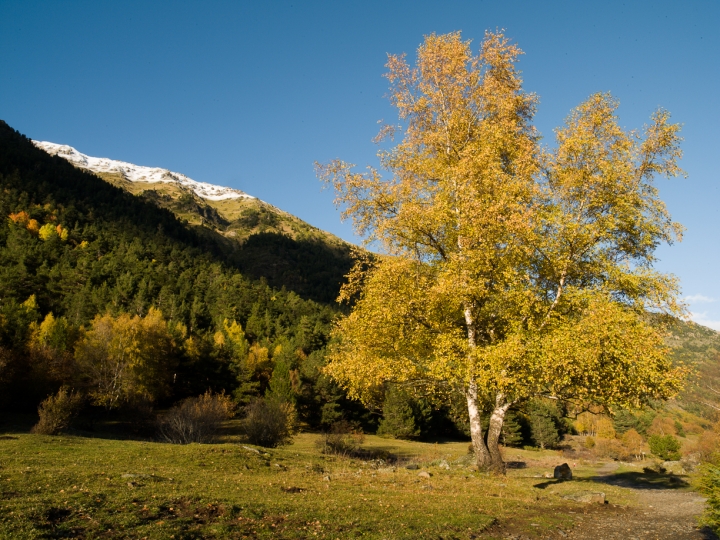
<box><xmin>318</xmin><ymin>31</ymin><xmax>687</xmax><ymax>472</ymax></box>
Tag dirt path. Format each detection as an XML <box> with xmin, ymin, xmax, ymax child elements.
<box><xmin>561</xmin><ymin>463</ymin><xmax>717</xmax><ymax>540</ymax></box>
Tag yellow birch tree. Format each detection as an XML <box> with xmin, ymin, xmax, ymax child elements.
<box><xmin>317</xmin><ymin>31</ymin><xmax>687</xmax><ymax>473</ymax></box>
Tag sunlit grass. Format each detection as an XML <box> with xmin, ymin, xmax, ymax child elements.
<box><xmin>0</xmin><ymin>430</ymin><xmax>646</xmax><ymax>539</ymax></box>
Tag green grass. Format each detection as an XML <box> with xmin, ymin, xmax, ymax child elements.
<box><xmin>0</xmin><ymin>430</ymin><xmax>651</xmax><ymax>539</ymax></box>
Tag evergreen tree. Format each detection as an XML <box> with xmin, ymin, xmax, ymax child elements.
<box><xmin>500</xmin><ymin>411</ymin><xmax>524</xmax><ymax>447</ymax></box>
<box><xmin>377</xmin><ymin>386</ymin><xmax>420</xmax><ymax>439</ymax></box>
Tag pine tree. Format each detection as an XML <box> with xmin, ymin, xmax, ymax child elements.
<box><xmin>377</xmin><ymin>387</ymin><xmax>420</xmax><ymax>439</ymax></box>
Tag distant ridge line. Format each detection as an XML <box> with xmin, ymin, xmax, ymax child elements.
<box><xmin>32</xmin><ymin>140</ymin><xmax>257</xmax><ymax>202</ymax></box>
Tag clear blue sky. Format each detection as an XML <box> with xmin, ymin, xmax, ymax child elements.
<box><xmin>1</xmin><ymin>1</ymin><xmax>719</xmax><ymax>327</ymax></box>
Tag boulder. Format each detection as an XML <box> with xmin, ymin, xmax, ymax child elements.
<box><xmin>553</xmin><ymin>463</ymin><xmax>572</xmax><ymax>480</ymax></box>
<box><xmin>418</xmin><ymin>471</ymin><xmax>432</xmax><ymax>479</ymax></box>
<box><xmin>563</xmin><ymin>491</ymin><xmax>605</xmax><ymax>504</ymax></box>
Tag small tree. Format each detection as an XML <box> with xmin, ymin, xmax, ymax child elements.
<box><xmin>75</xmin><ymin>308</ymin><xmax>175</xmax><ymax>409</ymax></box>
<box><xmin>500</xmin><ymin>411</ymin><xmax>524</xmax><ymax>447</ymax></box>
<box><xmin>621</xmin><ymin>428</ymin><xmax>645</xmax><ymax>460</ymax></box>
<box><xmin>527</xmin><ymin>400</ymin><xmax>561</xmax><ymax>449</ymax></box>
<box><xmin>377</xmin><ymin>386</ymin><xmax>420</xmax><ymax>439</ymax></box>
<box><xmin>648</xmin><ymin>434</ymin><xmax>682</xmax><ymax>461</ymax></box>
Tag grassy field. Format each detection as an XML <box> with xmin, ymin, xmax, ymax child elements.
<box><xmin>0</xmin><ymin>423</ymin><xmax>683</xmax><ymax>539</ymax></box>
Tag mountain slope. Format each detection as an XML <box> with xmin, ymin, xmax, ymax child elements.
<box><xmin>667</xmin><ymin>320</ymin><xmax>720</xmax><ymax>421</ymax></box>
<box><xmin>0</xmin><ymin>120</ymin><xmax>358</xmax><ymax>422</ymax></box>
<box><xmin>32</xmin><ymin>140</ymin><xmax>354</xmax><ymax>304</ymax></box>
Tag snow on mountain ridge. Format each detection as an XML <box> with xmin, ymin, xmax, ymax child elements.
<box><xmin>32</xmin><ymin>141</ymin><xmax>256</xmax><ymax>202</ymax></box>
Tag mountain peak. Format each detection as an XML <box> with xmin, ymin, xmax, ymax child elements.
<box><xmin>32</xmin><ymin>140</ymin><xmax>256</xmax><ymax>202</ymax></box>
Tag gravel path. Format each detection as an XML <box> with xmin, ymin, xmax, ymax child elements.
<box><xmin>561</xmin><ymin>463</ymin><xmax>717</xmax><ymax>540</ymax></box>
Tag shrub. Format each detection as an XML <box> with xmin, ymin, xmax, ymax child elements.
<box><xmin>648</xmin><ymin>434</ymin><xmax>682</xmax><ymax>461</ymax></box>
<box><xmin>317</xmin><ymin>420</ymin><xmax>365</xmax><ymax>456</ymax></box>
<box><xmin>242</xmin><ymin>397</ymin><xmax>295</xmax><ymax>448</ymax></box>
<box><xmin>694</xmin><ymin>430</ymin><xmax>720</xmax><ymax>463</ymax></box>
<box><xmin>697</xmin><ymin>461</ymin><xmax>720</xmax><ymax>534</ymax></box>
<box><xmin>31</xmin><ymin>387</ymin><xmax>83</xmax><ymax>435</ymax></box>
<box><xmin>584</xmin><ymin>435</ymin><xmax>596</xmax><ymax>449</ymax></box>
<box><xmin>158</xmin><ymin>391</ymin><xmax>235</xmax><ymax>444</ymax></box>
<box><xmin>595</xmin><ymin>438</ymin><xmax>631</xmax><ymax>461</ymax></box>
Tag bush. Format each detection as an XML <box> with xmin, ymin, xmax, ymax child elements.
<box><xmin>158</xmin><ymin>392</ymin><xmax>234</xmax><ymax>444</ymax></box>
<box><xmin>317</xmin><ymin>420</ymin><xmax>365</xmax><ymax>456</ymax></box>
<box><xmin>697</xmin><ymin>461</ymin><xmax>720</xmax><ymax>534</ymax></box>
<box><xmin>648</xmin><ymin>434</ymin><xmax>682</xmax><ymax>461</ymax></box>
<box><xmin>31</xmin><ymin>387</ymin><xmax>83</xmax><ymax>435</ymax></box>
<box><xmin>584</xmin><ymin>436</ymin><xmax>596</xmax><ymax>449</ymax></box>
<box><xmin>595</xmin><ymin>438</ymin><xmax>631</xmax><ymax>461</ymax></box>
<box><xmin>242</xmin><ymin>397</ymin><xmax>295</xmax><ymax>448</ymax></box>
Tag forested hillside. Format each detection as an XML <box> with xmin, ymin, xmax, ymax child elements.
<box><xmin>36</xmin><ymin>143</ymin><xmax>355</xmax><ymax>305</ymax></box>
<box><xmin>0</xmin><ymin>120</ymin><xmax>363</xmax><ymax>426</ymax></box>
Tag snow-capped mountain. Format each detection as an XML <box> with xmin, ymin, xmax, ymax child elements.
<box><xmin>32</xmin><ymin>141</ymin><xmax>255</xmax><ymax>202</ymax></box>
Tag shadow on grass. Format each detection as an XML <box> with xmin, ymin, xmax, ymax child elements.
<box><xmin>533</xmin><ymin>470</ymin><xmax>690</xmax><ymax>490</ymax></box>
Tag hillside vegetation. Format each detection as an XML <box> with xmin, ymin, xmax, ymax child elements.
<box><xmin>0</xmin><ymin>120</ymin><xmax>362</xmax><ymax>426</ymax></box>
<box><xmin>68</xmin><ymin>165</ymin><xmax>354</xmax><ymax>305</ymax></box>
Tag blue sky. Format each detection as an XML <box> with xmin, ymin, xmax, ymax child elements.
<box><xmin>1</xmin><ymin>1</ymin><xmax>719</xmax><ymax>327</ymax></box>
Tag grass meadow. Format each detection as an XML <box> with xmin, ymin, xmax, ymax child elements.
<box><xmin>0</xmin><ymin>420</ymin><xmax>666</xmax><ymax>539</ymax></box>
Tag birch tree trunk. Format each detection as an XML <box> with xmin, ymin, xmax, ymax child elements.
<box><xmin>485</xmin><ymin>395</ymin><xmax>512</xmax><ymax>474</ymax></box>
<box><xmin>466</xmin><ymin>381</ymin><xmax>492</xmax><ymax>468</ymax></box>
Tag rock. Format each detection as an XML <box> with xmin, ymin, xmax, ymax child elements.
<box><xmin>405</xmin><ymin>464</ymin><xmax>420</xmax><ymax>470</ymax></box>
<box><xmin>322</xmin><ymin>475</ymin><xmax>331</xmax><ymax>482</ymax></box>
<box><xmin>554</xmin><ymin>463</ymin><xmax>573</xmax><ymax>480</ymax></box>
<box><xmin>418</xmin><ymin>471</ymin><xmax>432</xmax><ymax>479</ymax></box>
<box><xmin>563</xmin><ymin>491</ymin><xmax>605</xmax><ymax>504</ymax></box>
<box><xmin>437</xmin><ymin>460</ymin><xmax>450</xmax><ymax>470</ymax></box>
<box><xmin>378</xmin><ymin>467</ymin><xmax>396</xmax><ymax>474</ymax></box>
<box><xmin>544</xmin><ymin>472</ymin><xmax>553</xmax><ymax>478</ymax></box>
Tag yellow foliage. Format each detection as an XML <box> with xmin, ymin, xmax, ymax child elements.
<box><xmin>56</xmin><ymin>224</ymin><xmax>68</xmax><ymax>241</ymax></box>
<box><xmin>647</xmin><ymin>415</ymin><xmax>678</xmax><ymax>437</ymax></box>
<box><xmin>8</xmin><ymin>211</ymin><xmax>29</xmax><ymax>225</ymax></box>
<box><xmin>22</xmin><ymin>295</ymin><xmax>38</xmax><ymax>311</ymax></box>
<box><xmin>74</xmin><ymin>308</ymin><xmax>174</xmax><ymax>408</ymax></box>
<box><xmin>246</xmin><ymin>343</ymin><xmax>270</xmax><ymax>373</ymax></box>
<box><xmin>621</xmin><ymin>429</ymin><xmax>645</xmax><ymax>459</ymax></box>
<box><xmin>38</xmin><ymin>223</ymin><xmax>57</xmax><ymax>240</ymax></box>
<box><xmin>318</xmin><ymin>30</ymin><xmax>687</xmax><ymax>469</ymax></box>
<box><xmin>596</xmin><ymin>417</ymin><xmax>616</xmax><ymax>439</ymax></box>
<box><xmin>26</xmin><ymin>219</ymin><xmax>40</xmax><ymax>235</ymax></box>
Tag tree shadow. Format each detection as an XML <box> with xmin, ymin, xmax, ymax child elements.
<box><xmin>533</xmin><ymin>470</ymin><xmax>690</xmax><ymax>490</ymax></box>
